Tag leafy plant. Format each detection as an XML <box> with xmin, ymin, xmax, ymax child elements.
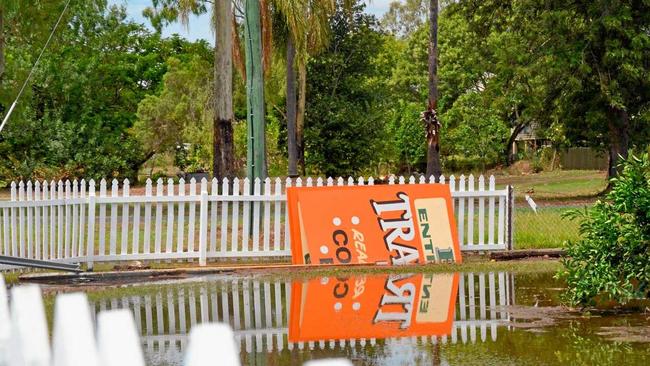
<box><xmin>559</xmin><ymin>153</ymin><xmax>650</xmax><ymax>306</ymax></box>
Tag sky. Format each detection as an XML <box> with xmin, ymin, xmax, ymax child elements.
<box><xmin>107</xmin><ymin>0</ymin><xmax>395</xmax><ymax>42</ymax></box>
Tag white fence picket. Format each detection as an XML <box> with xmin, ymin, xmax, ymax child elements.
<box><xmin>468</xmin><ymin>175</ymin><xmax>475</xmax><ymax>247</ymax></box>
<box><xmin>64</xmin><ymin>181</ymin><xmax>71</xmax><ymax>259</ymax></box>
<box><xmin>121</xmin><ymin>180</ymin><xmax>130</xmax><ymax>255</ymax></box>
<box><xmin>177</xmin><ymin>178</ymin><xmax>186</xmax><ymax>254</ymax></box>
<box><xmin>263</xmin><ymin>178</ymin><xmax>271</xmax><ymax>252</ymax></box>
<box><xmin>97</xmin><ymin>310</ymin><xmax>145</xmax><ymax>366</ymax></box>
<box><xmin>458</xmin><ymin>175</ymin><xmax>466</xmax><ymax>247</ymax></box>
<box><xmin>187</xmin><ymin>179</ymin><xmax>197</xmax><ymax>253</ymax></box>
<box><xmin>252</xmin><ymin>178</ymin><xmax>262</xmax><ymax>253</ymax></box>
<box><xmin>155</xmin><ymin>179</ymin><xmax>164</xmax><ymax>255</ymax></box>
<box><xmin>210</xmin><ymin>179</ymin><xmax>219</xmax><ymax>253</ymax></box>
<box><xmin>0</xmin><ymin>275</ymin><xmax>10</xmax><ymax>363</ymax></box>
<box><xmin>166</xmin><ymin>179</ymin><xmax>175</xmax><ymax>254</ymax></box>
<box><xmin>220</xmin><ymin>178</ymin><xmax>229</xmax><ymax>254</ymax></box>
<box><xmin>52</xmin><ymin>293</ymin><xmax>100</xmax><ymax>366</ymax></box>
<box><xmin>98</xmin><ymin>180</ymin><xmax>107</xmax><ymax>258</ymax></box>
<box><xmin>143</xmin><ymin>179</ymin><xmax>152</xmax><ymax>255</ymax></box>
<box><xmin>9</xmin><ymin>285</ymin><xmax>51</xmax><ymax>366</ymax></box>
<box><xmin>231</xmin><ymin>178</ymin><xmax>241</xmax><ymax>253</ymax></box>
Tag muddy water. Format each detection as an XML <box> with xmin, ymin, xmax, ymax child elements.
<box><xmin>73</xmin><ymin>270</ymin><xmax>649</xmax><ymax>365</ymax></box>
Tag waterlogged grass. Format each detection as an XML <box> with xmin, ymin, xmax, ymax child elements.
<box><xmin>515</xmin><ymin>207</ymin><xmax>581</xmax><ymax>249</ymax></box>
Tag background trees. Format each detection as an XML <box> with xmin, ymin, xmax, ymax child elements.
<box><xmin>0</xmin><ymin>0</ymin><xmax>647</xmax><ymax>183</ymax></box>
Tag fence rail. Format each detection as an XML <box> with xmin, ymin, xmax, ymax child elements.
<box><xmin>0</xmin><ymin>175</ymin><xmax>512</xmax><ymax>270</ymax></box>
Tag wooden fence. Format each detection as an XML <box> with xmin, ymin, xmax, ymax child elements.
<box><xmin>0</xmin><ymin>274</ymin><xmax>350</xmax><ymax>366</ymax></box>
<box><xmin>0</xmin><ymin>175</ymin><xmax>513</xmax><ymax>270</ymax></box>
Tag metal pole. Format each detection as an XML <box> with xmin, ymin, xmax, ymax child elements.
<box><xmin>0</xmin><ymin>255</ymin><xmax>81</xmax><ymax>272</ymax></box>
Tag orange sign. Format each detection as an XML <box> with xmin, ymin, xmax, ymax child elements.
<box><xmin>287</xmin><ymin>184</ymin><xmax>461</xmax><ymax>266</ymax></box>
<box><xmin>288</xmin><ymin>273</ymin><xmax>459</xmax><ymax>342</ymax></box>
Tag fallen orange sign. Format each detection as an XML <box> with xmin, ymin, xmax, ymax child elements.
<box><xmin>287</xmin><ymin>183</ymin><xmax>461</xmax><ymax>266</ymax></box>
<box><xmin>289</xmin><ymin>273</ymin><xmax>459</xmax><ymax>342</ymax></box>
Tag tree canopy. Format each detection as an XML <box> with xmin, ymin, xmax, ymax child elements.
<box><xmin>0</xmin><ymin>0</ymin><xmax>647</xmax><ymax>183</ymax></box>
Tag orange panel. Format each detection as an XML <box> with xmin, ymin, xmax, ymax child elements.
<box><xmin>287</xmin><ymin>184</ymin><xmax>461</xmax><ymax>266</ymax></box>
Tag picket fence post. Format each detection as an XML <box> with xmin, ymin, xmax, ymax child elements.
<box><xmin>506</xmin><ymin>185</ymin><xmax>515</xmax><ymax>250</ymax></box>
<box><xmin>198</xmin><ymin>188</ymin><xmax>209</xmax><ymax>266</ymax></box>
<box><xmin>86</xmin><ymin>180</ymin><xmax>96</xmax><ymax>271</ymax></box>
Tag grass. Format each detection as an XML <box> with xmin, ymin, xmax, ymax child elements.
<box><xmin>515</xmin><ymin>206</ymin><xmax>582</xmax><ymax>249</ymax></box>
<box><xmin>496</xmin><ymin>170</ymin><xmax>607</xmax><ymax>201</ymax></box>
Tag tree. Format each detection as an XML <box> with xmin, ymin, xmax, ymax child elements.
<box><xmin>454</xmin><ymin>0</ymin><xmax>650</xmax><ymax>174</ymax></box>
<box><xmin>548</xmin><ymin>0</ymin><xmax>650</xmax><ymax>177</ymax></box>
<box><xmin>143</xmin><ymin>0</ymin><xmax>236</xmax><ymax>181</ymax></box>
<box><xmin>133</xmin><ymin>56</ymin><xmax>213</xmax><ymax>173</ymax></box>
<box><xmin>424</xmin><ymin>0</ymin><xmax>442</xmax><ymax>178</ymax></box>
<box><xmin>274</xmin><ymin>0</ymin><xmax>337</xmax><ymax>176</ymax></box>
<box><xmin>304</xmin><ymin>2</ymin><xmax>387</xmax><ymax>177</ymax></box>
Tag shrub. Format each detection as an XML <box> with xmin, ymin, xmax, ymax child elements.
<box><xmin>559</xmin><ymin>154</ymin><xmax>650</xmax><ymax>306</ymax></box>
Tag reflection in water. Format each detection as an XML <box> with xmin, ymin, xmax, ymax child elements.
<box><xmin>89</xmin><ymin>272</ymin><xmax>513</xmax><ymax>365</ymax></box>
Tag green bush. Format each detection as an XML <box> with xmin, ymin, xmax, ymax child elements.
<box><xmin>559</xmin><ymin>154</ymin><xmax>650</xmax><ymax>306</ymax></box>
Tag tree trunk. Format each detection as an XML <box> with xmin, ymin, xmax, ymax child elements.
<box><xmin>296</xmin><ymin>61</ymin><xmax>307</xmax><ymax>175</ymax></box>
<box><xmin>607</xmin><ymin>107</ymin><xmax>630</xmax><ymax>178</ymax></box>
<box><xmin>504</xmin><ymin>121</ymin><xmax>527</xmax><ymax>166</ymax></box>
<box><xmin>286</xmin><ymin>36</ymin><xmax>298</xmax><ymax>177</ymax></box>
<box><xmin>425</xmin><ymin>0</ymin><xmax>442</xmax><ymax>178</ymax></box>
<box><xmin>244</xmin><ymin>0</ymin><xmax>267</xmax><ymax>181</ymax></box>
<box><xmin>213</xmin><ymin>0</ymin><xmax>235</xmax><ymax>183</ymax></box>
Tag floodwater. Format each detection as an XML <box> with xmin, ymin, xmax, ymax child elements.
<box><xmin>66</xmin><ymin>270</ymin><xmax>649</xmax><ymax>365</ymax></box>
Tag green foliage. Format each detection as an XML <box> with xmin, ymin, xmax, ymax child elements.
<box><xmin>386</xmin><ymin>101</ymin><xmax>426</xmax><ymax>173</ymax></box>
<box><xmin>304</xmin><ymin>3</ymin><xmax>388</xmax><ymax>177</ymax></box>
<box><xmin>559</xmin><ymin>154</ymin><xmax>650</xmax><ymax>306</ymax></box>
<box><xmin>444</xmin><ymin>92</ymin><xmax>509</xmax><ymax>170</ymax></box>
<box><xmin>133</xmin><ymin>55</ymin><xmax>213</xmax><ymax>172</ymax></box>
<box><xmin>0</xmin><ymin>2</ymin><xmax>210</xmax><ymax>182</ymax></box>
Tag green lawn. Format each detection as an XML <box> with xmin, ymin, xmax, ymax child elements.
<box><xmin>496</xmin><ymin>170</ymin><xmax>607</xmax><ymax>201</ymax></box>
<box><xmin>515</xmin><ymin>206</ymin><xmax>582</xmax><ymax>249</ymax></box>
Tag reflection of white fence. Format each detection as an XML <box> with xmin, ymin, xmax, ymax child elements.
<box><xmin>0</xmin><ymin>274</ymin><xmax>349</xmax><ymax>366</ymax></box>
<box><xmin>87</xmin><ymin>272</ymin><xmax>513</xmax><ymax>364</ymax></box>
<box><xmin>0</xmin><ymin>175</ymin><xmax>513</xmax><ymax>269</ymax></box>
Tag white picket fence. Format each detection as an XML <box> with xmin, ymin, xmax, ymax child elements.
<box><xmin>0</xmin><ymin>175</ymin><xmax>513</xmax><ymax>270</ymax></box>
<box><xmin>0</xmin><ymin>274</ymin><xmax>351</xmax><ymax>366</ymax></box>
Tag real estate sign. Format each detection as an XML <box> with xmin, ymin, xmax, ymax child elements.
<box><xmin>287</xmin><ymin>183</ymin><xmax>461</xmax><ymax>266</ymax></box>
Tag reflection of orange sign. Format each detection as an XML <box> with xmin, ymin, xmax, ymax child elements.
<box><xmin>288</xmin><ymin>273</ymin><xmax>459</xmax><ymax>342</ymax></box>
<box><xmin>287</xmin><ymin>184</ymin><xmax>461</xmax><ymax>265</ymax></box>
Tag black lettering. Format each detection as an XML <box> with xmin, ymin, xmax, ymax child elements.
<box><xmin>333</xmin><ymin>282</ymin><xmax>349</xmax><ymax>298</ymax></box>
<box><xmin>332</xmin><ymin>230</ymin><xmax>348</xmax><ymax>246</ymax></box>
<box><xmin>336</xmin><ymin>246</ymin><xmax>352</xmax><ymax>263</ymax></box>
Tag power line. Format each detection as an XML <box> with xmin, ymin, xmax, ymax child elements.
<box><xmin>0</xmin><ymin>0</ymin><xmax>72</xmax><ymax>133</ymax></box>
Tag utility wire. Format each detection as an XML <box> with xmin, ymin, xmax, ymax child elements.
<box><xmin>0</xmin><ymin>0</ymin><xmax>72</xmax><ymax>133</ymax></box>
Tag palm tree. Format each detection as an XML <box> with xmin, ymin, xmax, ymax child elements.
<box><xmin>143</xmin><ymin>0</ymin><xmax>235</xmax><ymax>182</ymax></box>
<box><xmin>274</xmin><ymin>0</ymin><xmax>338</xmax><ymax>176</ymax></box>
